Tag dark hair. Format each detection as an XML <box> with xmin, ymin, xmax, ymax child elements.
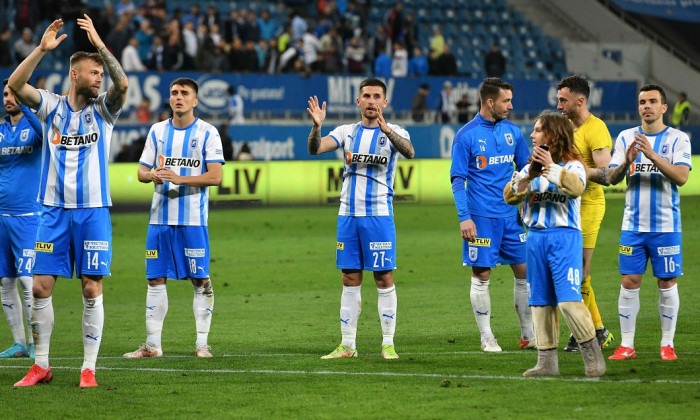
<box><xmin>170</xmin><ymin>77</ymin><xmax>199</xmax><ymax>95</ymax></box>
<box><xmin>535</xmin><ymin>111</ymin><xmax>581</xmax><ymax>164</ymax></box>
<box><xmin>640</xmin><ymin>84</ymin><xmax>667</xmax><ymax>104</ymax></box>
<box><xmin>2</xmin><ymin>78</ymin><xmax>7</xmax><ymax>86</ymax></box>
<box><xmin>479</xmin><ymin>77</ymin><xmax>513</xmax><ymax>103</ymax></box>
<box><xmin>227</xmin><ymin>85</ymin><xmax>236</xmax><ymax>95</ymax></box>
<box><xmin>556</xmin><ymin>75</ymin><xmax>590</xmax><ymax>101</ymax></box>
<box><xmin>69</xmin><ymin>51</ymin><xmax>104</xmax><ymax>69</ymax></box>
<box><xmin>359</xmin><ymin>78</ymin><xmax>387</xmax><ymax>96</ymax></box>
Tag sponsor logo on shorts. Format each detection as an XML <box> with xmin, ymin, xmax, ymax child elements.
<box><xmin>35</xmin><ymin>242</ymin><xmax>54</xmax><ymax>252</ymax></box>
<box><xmin>145</xmin><ymin>250</ymin><xmax>158</xmax><ymax>259</ymax></box>
<box><xmin>22</xmin><ymin>249</ymin><xmax>35</xmax><ymax>258</ymax></box>
<box><xmin>619</xmin><ymin>245</ymin><xmax>633</xmax><ymax>255</ymax></box>
<box><xmin>468</xmin><ymin>238</ymin><xmax>491</xmax><ymax>247</ymax></box>
<box><xmin>469</xmin><ymin>247</ymin><xmax>478</xmax><ymax>261</ymax></box>
<box><xmin>184</xmin><ymin>248</ymin><xmax>206</xmax><ymax>258</ymax></box>
<box><xmin>369</xmin><ymin>242</ymin><xmax>392</xmax><ymax>250</ymax></box>
<box><xmin>519</xmin><ymin>233</ymin><xmax>527</xmax><ymax>242</ymax></box>
<box><xmin>336</xmin><ymin>242</ymin><xmax>344</xmax><ymax>250</ymax></box>
<box><xmin>84</xmin><ymin>241</ymin><xmax>109</xmax><ymax>251</ymax></box>
<box><xmin>657</xmin><ymin>245</ymin><xmax>680</xmax><ymax>256</ymax></box>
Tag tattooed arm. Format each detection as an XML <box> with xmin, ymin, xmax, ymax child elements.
<box><xmin>306</xmin><ymin>96</ymin><xmax>338</xmax><ymax>155</ymax></box>
<box><xmin>376</xmin><ymin>106</ymin><xmax>415</xmax><ymax>159</ymax></box>
<box><xmin>588</xmin><ymin>143</ymin><xmax>639</xmax><ymax>186</ymax></box>
<box><xmin>77</xmin><ymin>14</ymin><xmax>128</xmax><ymax>114</ymax></box>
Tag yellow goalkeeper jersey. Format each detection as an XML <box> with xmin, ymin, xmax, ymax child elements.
<box><xmin>574</xmin><ymin>114</ymin><xmax>612</xmax><ymax>205</ymax></box>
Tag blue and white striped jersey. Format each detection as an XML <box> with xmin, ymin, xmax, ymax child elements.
<box><xmin>521</xmin><ymin>160</ymin><xmax>587</xmax><ymax>230</ymax></box>
<box><xmin>139</xmin><ymin>118</ymin><xmax>225</xmax><ymax>226</ymax></box>
<box><xmin>0</xmin><ymin>105</ymin><xmax>43</xmax><ymax>214</ymax></box>
<box><xmin>611</xmin><ymin>126</ymin><xmax>692</xmax><ymax>233</ymax></box>
<box><xmin>36</xmin><ymin>90</ymin><xmax>120</xmax><ymax>208</ymax></box>
<box><xmin>328</xmin><ymin>122</ymin><xmax>410</xmax><ymax>217</ymax></box>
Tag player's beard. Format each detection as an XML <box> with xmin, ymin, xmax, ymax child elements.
<box><xmin>5</xmin><ymin>105</ymin><xmax>20</xmax><ymax>116</ymax></box>
<box><xmin>76</xmin><ymin>83</ymin><xmax>99</xmax><ymax>100</ymax></box>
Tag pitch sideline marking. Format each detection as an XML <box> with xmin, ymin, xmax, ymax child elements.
<box><xmin>1</xmin><ymin>364</ymin><xmax>700</xmax><ymax>385</ymax></box>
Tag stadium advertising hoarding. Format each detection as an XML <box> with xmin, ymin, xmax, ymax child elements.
<box><xmin>0</xmin><ymin>70</ymin><xmax>638</xmax><ymax>116</ymax></box>
<box><xmin>611</xmin><ymin>0</ymin><xmax>700</xmax><ymax>22</ymax></box>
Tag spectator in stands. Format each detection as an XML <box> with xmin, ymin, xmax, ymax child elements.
<box><xmin>278</xmin><ymin>24</ymin><xmax>293</xmax><ymax>54</ymax></box>
<box><xmin>374</xmin><ymin>51</ymin><xmax>392</xmax><ymax>78</ymax></box>
<box><xmin>302</xmin><ymin>28</ymin><xmax>322</xmax><ymax>73</ymax></box>
<box><xmin>435</xmin><ymin>44</ymin><xmax>458</xmax><ymax>76</ymax></box>
<box><xmin>229</xmin><ymin>38</ymin><xmax>246</xmax><ymax>72</ymax></box>
<box><xmin>181</xmin><ymin>4</ymin><xmax>202</xmax><ymax>31</ymax></box>
<box><xmin>95</xmin><ymin>3</ymin><xmax>118</xmax><ymax>41</ymax></box>
<box><xmin>196</xmin><ymin>23</ymin><xmax>210</xmax><ymax>47</ymax></box>
<box><xmin>671</xmin><ymin>92</ymin><xmax>690</xmax><ymax>127</ymax></box>
<box><xmin>256</xmin><ymin>39</ymin><xmax>269</xmax><ymax>70</ymax></box>
<box><xmin>209</xmin><ymin>23</ymin><xmax>222</xmax><ymax>46</ymax></box>
<box><xmin>403</xmin><ymin>12</ymin><xmax>418</xmax><ymax>57</ymax></box>
<box><xmin>485</xmin><ymin>42</ymin><xmax>506</xmax><ymax>77</ymax></box>
<box><xmin>164</xmin><ymin>18</ymin><xmax>184</xmax><ymax>71</ymax></box>
<box><xmin>368</xmin><ymin>24</ymin><xmax>390</xmax><ymax>69</ymax></box>
<box><xmin>106</xmin><ymin>14</ymin><xmax>132</xmax><ymax>63</ymax></box>
<box><xmin>122</xmin><ymin>37</ymin><xmax>147</xmax><ymax>72</ymax></box>
<box><xmin>438</xmin><ymin>81</ymin><xmax>454</xmax><ymax>123</ymax></box>
<box><xmin>227</xmin><ymin>85</ymin><xmax>245</xmax><ymax>125</ymax></box>
<box><xmin>411</xmin><ymin>83</ymin><xmax>430</xmax><ymax>123</ymax></box>
<box><xmin>195</xmin><ymin>37</ymin><xmax>215</xmax><ymax>72</ymax></box>
<box><xmin>209</xmin><ymin>40</ymin><xmax>228</xmax><ymax>74</ymax></box>
<box><xmin>320</xmin><ymin>42</ymin><xmax>343</xmax><ymax>74</ymax></box>
<box><xmin>383</xmin><ymin>2</ymin><xmax>404</xmax><ymax>43</ymax></box>
<box><xmin>408</xmin><ymin>47</ymin><xmax>428</xmax><ymax>76</ymax></box>
<box><xmin>203</xmin><ymin>4</ymin><xmax>221</xmax><ymax>30</ymax></box>
<box><xmin>391</xmin><ymin>41</ymin><xmax>408</xmax><ymax>77</ymax></box>
<box><xmin>224</xmin><ymin>10</ymin><xmax>241</xmax><ymax>44</ymax></box>
<box><xmin>142</xmin><ymin>0</ymin><xmax>167</xmax><ymax>29</ymax></box>
<box><xmin>117</xmin><ymin>0</ymin><xmax>137</xmax><ymax>17</ymax></box>
<box><xmin>0</xmin><ymin>27</ymin><xmax>12</xmax><ymax>67</ymax></box>
<box><xmin>429</xmin><ymin>25</ymin><xmax>445</xmax><ymax>58</ymax></box>
<box><xmin>314</xmin><ymin>17</ymin><xmax>332</xmax><ymax>39</ymax></box>
<box><xmin>13</xmin><ymin>0</ymin><xmax>39</xmax><ymax>32</ymax></box>
<box><xmin>136</xmin><ymin>98</ymin><xmax>152</xmax><ymax>124</ymax></box>
<box><xmin>291</xmin><ymin>9</ymin><xmax>308</xmax><ymax>41</ymax></box>
<box><xmin>345</xmin><ymin>36</ymin><xmax>366</xmax><ymax>74</ymax></box>
<box><xmin>182</xmin><ymin>20</ymin><xmax>198</xmax><ymax>70</ymax></box>
<box><xmin>319</xmin><ymin>25</ymin><xmax>342</xmax><ymax>58</ymax></box>
<box><xmin>135</xmin><ymin>19</ymin><xmax>155</xmax><ymax>65</ymax></box>
<box><xmin>13</xmin><ymin>28</ymin><xmax>36</xmax><ymax>64</ymax></box>
<box><xmin>219</xmin><ymin>123</ymin><xmax>234</xmax><ymax>161</ymax></box>
<box><xmin>456</xmin><ymin>94</ymin><xmax>472</xmax><ymax>123</ymax></box>
<box><xmin>241</xmin><ymin>10</ymin><xmax>261</xmax><ymax>43</ymax></box>
<box><xmin>264</xmin><ymin>37</ymin><xmax>281</xmax><ymax>74</ymax></box>
<box><xmin>236</xmin><ymin>143</ymin><xmax>254</xmax><ymax>161</ymax></box>
<box><xmin>258</xmin><ymin>9</ymin><xmax>278</xmax><ymax>41</ymax></box>
<box><xmin>241</xmin><ymin>40</ymin><xmax>260</xmax><ymax>73</ymax></box>
<box><xmin>147</xmin><ymin>35</ymin><xmax>165</xmax><ymax>71</ymax></box>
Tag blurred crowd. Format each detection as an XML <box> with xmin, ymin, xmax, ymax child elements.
<box><xmin>0</xmin><ymin>0</ymin><xmax>459</xmax><ymax>77</ymax></box>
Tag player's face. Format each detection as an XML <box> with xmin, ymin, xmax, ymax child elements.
<box><xmin>169</xmin><ymin>84</ymin><xmax>198</xmax><ymax>115</ymax></box>
<box><xmin>638</xmin><ymin>90</ymin><xmax>667</xmax><ymax>125</ymax></box>
<box><xmin>356</xmin><ymin>85</ymin><xmax>387</xmax><ymax>120</ymax></box>
<box><xmin>3</xmin><ymin>85</ymin><xmax>20</xmax><ymax>116</ymax></box>
<box><xmin>488</xmin><ymin>89</ymin><xmax>513</xmax><ymax>121</ymax></box>
<box><xmin>556</xmin><ymin>88</ymin><xmax>579</xmax><ymax>119</ymax></box>
<box><xmin>530</xmin><ymin>119</ymin><xmax>549</xmax><ymax>147</ymax></box>
<box><xmin>73</xmin><ymin>60</ymin><xmax>104</xmax><ymax>99</ymax></box>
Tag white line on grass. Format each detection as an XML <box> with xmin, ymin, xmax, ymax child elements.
<box><xmin>1</xmin><ymin>364</ymin><xmax>700</xmax><ymax>385</ymax></box>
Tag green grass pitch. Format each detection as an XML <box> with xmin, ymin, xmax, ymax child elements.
<box><xmin>1</xmin><ymin>196</ymin><xmax>699</xmax><ymax>418</ymax></box>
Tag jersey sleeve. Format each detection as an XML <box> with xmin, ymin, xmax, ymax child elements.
<box><xmin>93</xmin><ymin>92</ymin><xmax>121</xmax><ymax>125</ymax></box>
<box><xmin>589</xmin><ymin>119</ymin><xmax>613</xmax><ymax>151</ymax></box>
<box><xmin>36</xmin><ymin>89</ymin><xmax>59</xmax><ymax>122</ymax></box>
<box><xmin>450</xmin><ymin>133</ymin><xmax>470</xmax><ymax>181</ymax></box>
<box><xmin>391</xmin><ymin>123</ymin><xmax>411</xmax><ymax>142</ymax></box>
<box><xmin>513</xmin><ymin>129</ymin><xmax>530</xmax><ymax>170</ymax></box>
<box><xmin>671</xmin><ymin>131</ymin><xmax>692</xmax><ymax>169</ymax></box>
<box><xmin>204</xmin><ymin>126</ymin><xmax>225</xmax><ymax>164</ymax></box>
<box><xmin>610</xmin><ymin>129</ymin><xmax>634</xmax><ymax>167</ymax></box>
<box><xmin>139</xmin><ymin>126</ymin><xmax>158</xmax><ymax>168</ymax></box>
<box><xmin>565</xmin><ymin>160</ymin><xmax>587</xmax><ymax>190</ymax></box>
<box><xmin>327</xmin><ymin>125</ymin><xmax>345</xmax><ymax>149</ymax></box>
<box><xmin>18</xmin><ymin>104</ymin><xmax>42</xmax><ymax>140</ymax></box>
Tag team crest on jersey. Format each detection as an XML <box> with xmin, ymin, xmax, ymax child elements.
<box><xmin>83</xmin><ymin>113</ymin><xmax>92</xmax><ymax>125</ymax></box>
<box><xmin>661</xmin><ymin>144</ymin><xmax>669</xmax><ymax>155</ymax></box>
<box><xmin>191</xmin><ymin>138</ymin><xmax>198</xmax><ymax>149</ymax></box>
<box><xmin>378</xmin><ymin>136</ymin><xmax>387</xmax><ymax>147</ymax></box>
<box><xmin>469</xmin><ymin>247</ymin><xmax>478</xmax><ymax>261</ymax></box>
<box><xmin>504</xmin><ymin>133</ymin><xmax>514</xmax><ymax>146</ymax></box>
<box><xmin>20</xmin><ymin>129</ymin><xmax>30</xmax><ymax>142</ymax></box>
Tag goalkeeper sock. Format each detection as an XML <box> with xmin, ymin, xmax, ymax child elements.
<box><xmin>18</xmin><ymin>276</ymin><xmax>34</xmax><ymax>345</ymax></box>
<box><xmin>658</xmin><ymin>284</ymin><xmax>679</xmax><ymax>348</ymax></box>
<box><xmin>618</xmin><ymin>286</ymin><xmax>640</xmax><ymax>349</ymax></box>
<box><xmin>581</xmin><ymin>275</ymin><xmax>603</xmax><ymax>329</ymax></box>
<box><xmin>340</xmin><ymin>285</ymin><xmax>361</xmax><ymax>349</ymax></box>
<box><xmin>82</xmin><ymin>294</ymin><xmax>103</xmax><ymax>372</ymax></box>
<box><xmin>146</xmin><ymin>284</ymin><xmax>168</xmax><ymax>347</ymax></box>
<box><xmin>32</xmin><ymin>296</ymin><xmax>54</xmax><ymax>370</ymax></box>
<box><xmin>193</xmin><ymin>281</ymin><xmax>214</xmax><ymax>346</ymax></box>
<box><xmin>470</xmin><ymin>277</ymin><xmax>493</xmax><ymax>340</ymax></box>
<box><xmin>1</xmin><ymin>277</ymin><xmax>26</xmax><ymax>346</ymax></box>
<box><xmin>513</xmin><ymin>277</ymin><xmax>534</xmax><ymax>340</ymax></box>
<box><xmin>377</xmin><ymin>285</ymin><xmax>397</xmax><ymax>346</ymax></box>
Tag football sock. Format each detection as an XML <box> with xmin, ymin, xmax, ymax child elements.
<box><xmin>513</xmin><ymin>277</ymin><xmax>534</xmax><ymax>340</ymax></box>
<box><xmin>581</xmin><ymin>275</ymin><xmax>603</xmax><ymax>329</ymax></box>
<box><xmin>82</xmin><ymin>294</ymin><xmax>104</xmax><ymax>372</ymax></box>
<box><xmin>146</xmin><ymin>284</ymin><xmax>168</xmax><ymax>347</ymax></box>
<box><xmin>32</xmin><ymin>296</ymin><xmax>54</xmax><ymax>370</ymax></box>
<box><xmin>377</xmin><ymin>285</ymin><xmax>397</xmax><ymax>346</ymax></box>
<box><xmin>531</xmin><ymin>305</ymin><xmax>559</xmax><ymax>349</ymax></box>
<box><xmin>618</xmin><ymin>286</ymin><xmax>640</xmax><ymax>349</ymax></box>
<box><xmin>658</xmin><ymin>284</ymin><xmax>679</xmax><ymax>348</ymax></box>
<box><xmin>1</xmin><ymin>277</ymin><xmax>26</xmax><ymax>346</ymax></box>
<box><xmin>18</xmin><ymin>276</ymin><xmax>33</xmax><ymax>345</ymax></box>
<box><xmin>193</xmin><ymin>281</ymin><xmax>214</xmax><ymax>346</ymax></box>
<box><xmin>470</xmin><ymin>277</ymin><xmax>493</xmax><ymax>340</ymax></box>
<box><xmin>340</xmin><ymin>285</ymin><xmax>361</xmax><ymax>349</ymax></box>
<box><xmin>559</xmin><ymin>301</ymin><xmax>595</xmax><ymax>343</ymax></box>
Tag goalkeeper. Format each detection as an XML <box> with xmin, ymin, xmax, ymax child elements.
<box><xmin>504</xmin><ymin>112</ymin><xmax>605</xmax><ymax>377</ymax></box>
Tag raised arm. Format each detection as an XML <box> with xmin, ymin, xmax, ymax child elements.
<box><xmin>8</xmin><ymin>19</ymin><xmax>68</xmax><ymax>108</ymax></box>
<box><xmin>307</xmin><ymin>96</ymin><xmax>338</xmax><ymax>155</ymax></box>
<box><xmin>377</xmin><ymin>105</ymin><xmax>414</xmax><ymax>159</ymax></box>
<box><xmin>78</xmin><ymin>14</ymin><xmax>128</xmax><ymax>114</ymax></box>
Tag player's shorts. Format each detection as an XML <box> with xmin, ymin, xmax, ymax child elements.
<box><xmin>336</xmin><ymin>216</ymin><xmax>396</xmax><ymax>271</ymax></box>
<box><xmin>580</xmin><ymin>200</ymin><xmax>605</xmax><ymax>248</ymax></box>
<box><xmin>526</xmin><ymin>227</ymin><xmax>583</xmax><ymax>306</ymax></box>
<box><xmin>462</xmin><ymin>214</ymin><xmax>526</xmax><ymax>267</ymax></box>
<box><xmin>33</xmin><ymin>206</ymin><xmax>112</xmax><ymax>278</ymax></box>
<box><xmin>619</xmin><ymin>231</ymin><xmax>683</xmax><ymax>278</ymax></box>
<box><xmin>0</xmin><ymin>214</ymin><xmax>39</xmax><ymax>277</ymax></box>
<box><xmin>146</xmin><ymin>225</ymin><xmax>210</xmax><ymax>280</ymax></box>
